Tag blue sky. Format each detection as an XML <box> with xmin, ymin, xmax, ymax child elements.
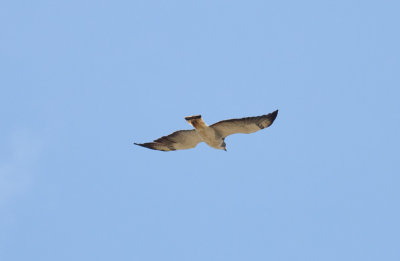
<box><xmin>1</xmin><ymin>0</ymin><xmax>399</xmax><ymax>260</ymax></box>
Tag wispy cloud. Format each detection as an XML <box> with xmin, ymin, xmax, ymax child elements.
<box><xmin>0</xmin><ymin>131</ymin><xmax>42</xmax><ymax>207</ymax></box>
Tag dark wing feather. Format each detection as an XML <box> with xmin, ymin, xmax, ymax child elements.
<box><xmin>211</xmin><ymin>110</ymin><xmax>278</xmax><ymax>138</ymax></box>
<box><xmin>134</xmin><ymin>129</ymin><xmax>202</xmax><ymax>151</ymax></box>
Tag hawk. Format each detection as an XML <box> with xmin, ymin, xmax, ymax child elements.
<box><xmin>134</xmin><ymin>110</ymin><xmax>278</xmax><ymax>151</ymax></box>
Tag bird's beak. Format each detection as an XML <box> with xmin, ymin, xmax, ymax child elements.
<box><xmin>224</xmin><ymin>148</ymin><xmax>227</xmax><ymax>151</ymax></box>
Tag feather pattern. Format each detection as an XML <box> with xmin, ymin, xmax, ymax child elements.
<box><xmin>210</xmin><ymin>110</ymin><xmax>278</xmax><ymax>138</ymax></box>
<box><xmin>134</xmin><ymin>130</ymin><xmax>202</xmax><ymax>151</ymax></box>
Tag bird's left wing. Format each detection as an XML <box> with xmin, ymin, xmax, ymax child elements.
<box><xmin>134</xmin><ymin>129</ymin><xmax>202</xmax><ymax>151</ymax></box>
<box><xmin>211</xmin><ymin>110</ymin><xmax>278</xmax><ymax>138</ymax></box>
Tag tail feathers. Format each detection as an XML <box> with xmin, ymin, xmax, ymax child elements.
<box><xmin>184</xmin><ymin>115</ymin><xmax>207</xmax><ymax>129</ymax></box>
<box><xmin>184</xmin><ymin>115</ymin><xmax>201</xmax><ymax>121</ymax></box>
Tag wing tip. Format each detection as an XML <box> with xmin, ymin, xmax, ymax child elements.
<box><xmin>134</xmin><ymin>142</ymin><xmax>155</xmax><ymax>150</ymax></box>
<box><xmin>269</xmin><ymin>110</ymin><xmax>278</xmax><ymax>123</ymax></box>
<box><xmin>134</xmin><ymin>142</ymin><xmax>171</xmax><ymax>152</ymax></box>
<box><xmin>134</xmin><ymin>142</ymin><xmax>149</xmax><ymax>148</ymax></box>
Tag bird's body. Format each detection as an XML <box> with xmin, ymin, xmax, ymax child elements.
<box><xmin>134</xmin><ymin>110</ymin><xmax>278</xmax><ymax>151</ymax></box>
<box><xmin>184</xmin><ymin>115</ymin><xmax>223</xmax><ymax>149</ymax></box>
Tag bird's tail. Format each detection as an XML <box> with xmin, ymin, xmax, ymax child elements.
<box><xmin>184</xmin><ymin>115</ymin><xmax>207</xmax><ymax>129</ymax></box>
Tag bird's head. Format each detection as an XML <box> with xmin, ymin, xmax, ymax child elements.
<box><xmin>221</xmin><ymin>140</ymin><xmax>227</xmax><ymax>151</ymax></box>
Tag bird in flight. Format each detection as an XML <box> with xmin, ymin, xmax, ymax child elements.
<box><xmin>134</xmin><ymin>110</ymin><xmax>278</xmax><ymax>151</ymax></box>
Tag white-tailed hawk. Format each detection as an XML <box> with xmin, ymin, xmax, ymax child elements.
<box><xmin>134</xmin><ymin>110</ymin><xmax>278</xmax><ymax>151</ymax></box>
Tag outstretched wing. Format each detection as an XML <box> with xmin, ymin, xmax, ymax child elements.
<box><xmin>211</xmin><ymin>110</ymin><xmax>278</xmax><ymax>138</ymax></box>
<box><xmin>134</xmin><ymin>129</ymin><xmax>202</xmax><ymax>151</ymax></box>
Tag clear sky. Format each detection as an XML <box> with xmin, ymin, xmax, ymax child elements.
<box><xmin>1</xmin><ymin>0</ymin><xmax>399</xmax><ymax>260</ymax></box>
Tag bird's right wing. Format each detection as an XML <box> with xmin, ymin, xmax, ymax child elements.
<box><xmin>211</xmin><ymin>110</ymin><xmax>278</xmax><ymax>138</ymax></box>
<box><xmin>134</xmin><ymin>129</ymin><xmax>202</xmax><ymax>151</ymax></box>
